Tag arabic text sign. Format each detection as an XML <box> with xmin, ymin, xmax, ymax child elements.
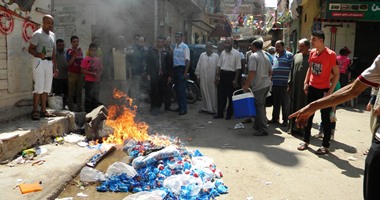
<box><xmin>331</xmin><ymin>12</ymin><xmax>364</xmax><ymax>18</ymax></box>
<box><xmin>327</xmin><ymin>2</ymin><xmax>380</xmax><ymax>20</ymax></box>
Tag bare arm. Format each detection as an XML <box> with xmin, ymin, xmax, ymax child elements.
<box><xmin>28</xmin><ymin>43</ymin><xmax>44</xmax><ymax>59</ymax></box>
<box><xmin>184</xmin><ymin>59</ymin><xmax>190</xmax><ymax>79</ymax></box>
<box><xmin>289</xmin><ymin>79</ymin><xmax>368</xmax><ymax>127</ymax></box>
<box><xmin>243</xmin><ymin>70</ymin><xmax>256</xmax><ymax>92</ymax></box>
<box><xmin>303</xmin><ymin>63</ymin><xmax>312</xmax><ymax>95</ymax></box>
<box><xmin>327</xmin><ymin>65</ymin><xmax>340</xmax><ymax>95</ymax></box>
<box><xmin>67</xmin><ymin>50</ymin><xmax>78</xmax><ymax>66</ymax></box>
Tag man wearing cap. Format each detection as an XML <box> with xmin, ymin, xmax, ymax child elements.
<box><xmin>28</xmin><ymin>15</ymin><xmax>57</xmax><ymax>120</ymax></box>
<box><xmin>172</xmin><ymin>32</ymin><xmax>190</xmax><ymax>115</ymax></box>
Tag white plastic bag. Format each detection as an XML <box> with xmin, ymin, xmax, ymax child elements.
<box><xmin>191</xmin><ymin>156</ymin><xmax>214</xmax><ymax>169</ymax></box>
<box><xmin>163</xmin><ymin>174</ymin><xmax>202</xmax><ymax>197</ymax></box>
<box><xmin>105</xmin><ymin>162</ymin><xmax>137</xmax><ymax>177</ymax></box>
<box><xmin>122</xmin><ymin>190</ymin><xmax>167</xmax><ymax>200</ymax></box>
<box><xmin>79</xmin><ymin>166</ymin><xmax>105</xmax><ymax>182</ymax></box>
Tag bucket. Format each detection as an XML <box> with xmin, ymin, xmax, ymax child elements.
<box><xmin>48</xmin><ymin>95</ymin><xmax>63</xmax><ymax>110</ymax></box>
<box><xmin>232</xmin><ymin>88</ymin><xmax>256</xmax><ymax>118</ymax></box>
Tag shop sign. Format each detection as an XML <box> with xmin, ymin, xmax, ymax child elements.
<box><xmin>326</xmin><ymin>2</ymin><xmax>380</xmax><ymax>20</ymax></box>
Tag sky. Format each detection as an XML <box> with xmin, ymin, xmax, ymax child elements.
<box><xmin>265</xmin><ymin>0</ymin><xmax>277</xmax><ymax>8</ymax></box>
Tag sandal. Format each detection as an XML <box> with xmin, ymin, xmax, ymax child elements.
<box><xmin>40</xmin><ymin>111</ymin><xmax>56</xmax><ymax>118</ymax></box>
<box><xmin>297</xmin><ymin>142</ymin><xmax>309</xmax><ymax>151</ymax></box>
<box><xmin>315</xmin><ymin>146</ymin><xmax>329</xmax><ymax>155</ymax></box>
<box><xmin>31</xmin><ymin>111</ymin><xmax>40</xmax><ymax>120</ymax></box>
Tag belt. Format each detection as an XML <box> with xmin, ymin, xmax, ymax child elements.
<box><xmin>43</xmin><ymin>57</ymin><xmax>52</xmax><ymax>61</ymax></box>
<box><xmin>174</xmin><ymin>65</ymin><xmax>185</xmax><ymax>68</ymax></box>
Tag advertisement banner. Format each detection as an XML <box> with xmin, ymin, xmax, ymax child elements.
<box><xmin>326</xmin><ymin>2</ymin><xmax>380</xmax><ymax>21</ymax></box>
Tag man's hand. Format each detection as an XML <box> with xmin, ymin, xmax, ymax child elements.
<box><xmin>243</xmin><ymin>85</ymin><xmax>249</xmax><ymax>93</ymax></box>
<box><xmin>288</xmin><ymin>104</ymin><xmax>315</xmax><ymax>128</ymax></box>
<box><xmin>167</xmin><ymin>77</ymin><xmax>172</xmax><ymax>85</ymax></box>
<box><xmin>287</xmin><ymin>85</ymin><xmax>292</xmax><ymax>94</ymax></box>
<box><xmin>214</xmin><ymin>76</ymin><xmax>220</xmax><ymax>85</ymax></box>
<box><xmin>53</xmin><ymin>68</ymin><xmax>59</xmax><ymax>78</ymax></box>
<box><xmin>304</xmin><ymin>83</ymin><xmax>309</xmax><ymax>95</ymax></box>
<box><xmin>232</xmin><ymin>79</ymin><xmax>238</xmax><ymax>88</ymax></box>
<box><xmin>366</xmin><ymin>102</ymin><xmax>372</xmax><ymax>111</ymax></box>
<box><xmin>374</xmin><ymin>105</ymin><xmax>380</xmax><ymax>116</ymax></box>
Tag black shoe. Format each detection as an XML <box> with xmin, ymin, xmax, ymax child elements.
<box><xmin>167</xmin><ymin>107</ymin><xmax>180</xmax><ymax>112</ymax></box>
<box><xmin>178</xmin><ymin>111</ymin><xmax>187</xmax><ymax>115</ymax></box>
<box><xmin>281</xmin><ymin>121</ymin><xmax>288</xmax><ymax>127</ymax></box>
<box><xmin>225</xmin><ymin>115</ymin><xmax>232</xmax><ymax>120</ymax></box>
<box><xmin>268</xmin><ymin>119</ymin><xmax>279</xmax><ymax>124</ymax></box>
<box><xmin>253</xmin><ymin>130</ymin><xmax>269</xmax><ymax>136</ymax></box>
<box><xmin>213</xmin><ymin>115</ymin><xmax>223</xmax><ymax>119</ymax></box>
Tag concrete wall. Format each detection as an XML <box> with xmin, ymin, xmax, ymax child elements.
<box><xmin>322</xmin><ymin>22</ymin><xmax>356</xmax><ymax>60</ymax></box>
<box><xmin>300</xmin><ymin>0</ymin><xmax>320</xmax><ymax>38</ymax></box>
<box><xmin>0</xmin><ymin>0</ymin><xmax>51</xmax><ymax>110</ymax></box>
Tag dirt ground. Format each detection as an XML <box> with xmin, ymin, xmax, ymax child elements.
<box><xmin>58</xmin><ymin>102</ymin><xmax>370</xmax><ymax>200</ymax></box>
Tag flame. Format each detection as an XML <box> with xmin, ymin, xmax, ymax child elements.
<box><xmin>103</xmin><ymin>89</ymin><xmax>149</xmax><ymax>144</ymax></box>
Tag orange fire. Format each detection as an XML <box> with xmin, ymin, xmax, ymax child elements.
<box><xmin>103</xmin><ymin>89</ymin><xmax>150</xmax><ymax>144</ymax></box>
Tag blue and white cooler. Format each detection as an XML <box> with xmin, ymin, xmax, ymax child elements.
<box><xmin>232</xmin><ymin>88</ymin><xmax>256</xmax><ymax>119</ymax></box>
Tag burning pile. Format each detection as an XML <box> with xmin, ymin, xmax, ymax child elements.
<box><xmin>83</xmin><ymin>90</ymin><xmax>228</xmax><ymax>199</ymax></box>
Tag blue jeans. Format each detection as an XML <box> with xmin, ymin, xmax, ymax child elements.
<box><xmin>173</xmin><ymin>66</ymin><xmax>187</xmax><ymax>112</ymax></box>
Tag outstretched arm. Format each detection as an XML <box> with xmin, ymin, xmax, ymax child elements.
<box><xmin>289</xmin><ymin>79</ymin><xmax>368</xmax><ymax>128</ymax></box>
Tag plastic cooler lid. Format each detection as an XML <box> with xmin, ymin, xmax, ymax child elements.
<box><xmin>232</xmin><ymin>93</ymin><xmax>254</xmax><ymax>101</ymax></box>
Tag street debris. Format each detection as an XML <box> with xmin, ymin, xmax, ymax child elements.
<box><xmin>32</xmin><ymin>159</ymin><xmax>46</xmax><ymax>166</ymax></box>
<box><xmin>234</xmin><ymin>123</ymin><xmax>245</xmax><ymax>129</ymax></box>
<box><xmin>79</xmin><ymin>138</ymin><xmax>229</xmax><ymax>199</ymax></box>
<box><xmin>76</xmin><ymin>192</ymin><xmax>89</xmax><ymax>198</ymax></box>
<box><xmin>18</xmin><ymin>182</ymin><xmax>43</xmax><ymax>194</ymax></box>
<box><xmin>55</xmin><ymin>197</ymin><xmax>74</xmax><ymax>200</ymax></box>
<box><xmin>221</xmin><ymin>144</ymin><xmax>236</xmax><ymax>149</ymax></box>
<box><xmin>63</xmin><ymin>134</ymin><xmax>86</xmax><ymax>144</ymax></box>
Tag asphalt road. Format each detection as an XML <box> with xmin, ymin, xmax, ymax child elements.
<box><xmin>58</xmin><ymin>102</ymin><xmax>370</xmax><ymax>200</ymax></box>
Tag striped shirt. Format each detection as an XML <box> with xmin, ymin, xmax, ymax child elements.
<box><xmin>272</xmin><ymin>50</ymin><xmax>293</xmax><ymax>86</ymax></box>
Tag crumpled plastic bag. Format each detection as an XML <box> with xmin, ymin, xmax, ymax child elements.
<box><xmin>105</xmin><ymin>162</ymin><xmax>137</xmax><ymax>177</ymax></box>
<box><xmin>163</xmin><ymin>174</ymin><xmax>202</xmax><ymax>197</ymax></box>
<box><xmin>79</xmin><ymin>166</ymin><xmax>106</xmax><ymax>182</ymax></box>
<box><xmin>64</xmin><ymin>134</ymin><xmax>86</xmax><ymax>143</ymax></box>
<box><xmin>122</xmin><ymin>190</ymin><xmax>167</xmax><ymax>200</ymax></box>
<box><xmin>191</xmin><ymin>156</ymin><xmax>214</xmax><ymax>169</ymax></box>
<box><xmin>132</xmin><ymin>146</ymin><xmax>180</xmax><ymax>169</ymax></box>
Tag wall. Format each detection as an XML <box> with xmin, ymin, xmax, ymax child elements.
<box><xmin>322</xmin><ymin>22</ymin><xmax>356</xmax><ymax>60</ymax></box>
<box><xmin>0</xmin><ymin>0</ymin><xmax>50</xmax><ymax>109</ymax></box>
<box><xmin>300</xmin><ymin>0</ymin><xmax>320</xmax><ymax>38</ymax></box>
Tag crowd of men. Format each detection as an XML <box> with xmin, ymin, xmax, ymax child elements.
<box><xmin>27</xmin><ymin>14</ymin><xmax>380</xmax><ymax>200</ymax></box>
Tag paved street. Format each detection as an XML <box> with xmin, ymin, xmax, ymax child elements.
<box><xmin>56</xmin><ymin>102</ymin><xmax>370</xmax><ymax>200</ymax></box>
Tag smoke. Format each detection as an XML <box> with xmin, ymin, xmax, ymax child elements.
<box><xmin>53</xmin><ymin>0</ymin><xmax>156</xmax><ymax>107</ymax></box>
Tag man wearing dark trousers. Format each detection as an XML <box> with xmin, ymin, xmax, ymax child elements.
<box><xmin>172</xmin><ymin>32</ymin><xmax>190</xmax><ymax>115</ymax></box>
<box><xmin>146</xmin><ymin>35</ymin><xmax>171</xmax><ymax>116</ymax></box>
<box><xmin>214</xmin><ymin>37</ymin><xmax>241</xmax><ymax>120</ymax></box>
<box><xmin>290</xmin><ymin>54</ymin><xmax>380</xmax><ymax>200</ymax></box>
<box><xmin>296</xmin><ymin>30</ymin><xmax>339</xmax><ymax>155</ymax></box>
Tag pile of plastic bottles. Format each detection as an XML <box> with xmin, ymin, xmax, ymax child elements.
<box><xmin>94</xmin><ymin>139</ymin><xmax>228</xmax><ymax>199</ymax></box>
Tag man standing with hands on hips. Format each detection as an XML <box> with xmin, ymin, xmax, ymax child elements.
<box><xmin>172</xmin><ymin>32</ymin><xmax>190</xmax><ymax>115</ymax></box>
<box><xmin>28</xmin><ymin>15</ymin><xmax>57</xmax><ymax>120</ymax></box>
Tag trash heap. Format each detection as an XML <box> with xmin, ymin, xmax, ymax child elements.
<box><xmin>80</xmin><ymin>137</ymin><xmax>228</xmax><ymax>199</ymax></box>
